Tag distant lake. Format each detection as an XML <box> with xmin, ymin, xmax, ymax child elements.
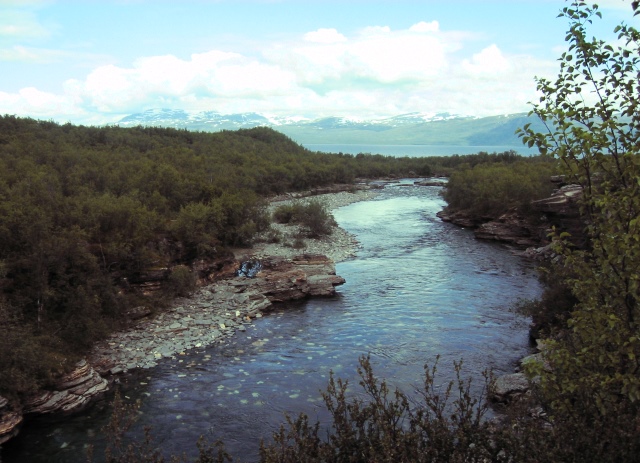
<box><xmin>303</xmin><ymin>144</ymin><xmax>538</xmax><ymax>157</ymax></box>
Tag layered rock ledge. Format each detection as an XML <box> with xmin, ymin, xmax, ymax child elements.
<box><xmin>438</xmin><ymin>183</ymin><xmax>585</xmax><ymax>253</ymax></box>
<box><xmin>90</xmin><ymin>253</ymin><xmax>345</xmax><ymax>375</ymax></box>
<box><xmin>24</xmin><ymin>360</ymin><xmax>108</xmax><ymax>416</ymax></box>
<box><xmin>0</xmin><ymin>360</ymin><xmax>108</xmax><ymax>446</ymax></box>
<box><xmin>0</xmin><ymin>396</ymin><xmax>22</xmax><ymax>445</ymax></box>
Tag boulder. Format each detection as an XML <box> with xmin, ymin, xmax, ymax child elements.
<box><xmin>490</xmin><ymin>373</ymin><xmax>531</xmax><ymax>403</ymax></box>
<box><xmin>436</xmin><ymin>210</ymin><xmax>487</xmax><ymax>228</ymax></box>
<box><xmin>247</xmin><ymin>254</ymin><xmax>344</xmax><ymax>303</ymax></box>
<box><xmin>531</xmin><ymin>184</ymin><xmax>586</xmax><ymax>247</ymax></box>
<box><xmin>474</xmin><ymin>211</ymin><xmax>542</xmax><ymax>248</ymax></box>
<box><xmin>125</xmin><ymin>305</ymin><xmax>153</xmax><ymax>321</ymax></box>
<box><xmin>531</xmin><ymin>184</ymin><xmax>582</xmax><ymax>216</ymax></box>
<box><xmin>414</xmin><ymin>179</ymin><xmax>447</xmax><ymax>187</ymax></box>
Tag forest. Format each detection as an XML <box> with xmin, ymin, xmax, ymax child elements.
<box><xmin>0</xmin><ymin>116</ymin><xmax>540</xmax><ymax>404</ymax></box>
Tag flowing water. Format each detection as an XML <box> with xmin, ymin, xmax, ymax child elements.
<box><xmin>1</xmin><ymin>181</ymin><xmax>543</xmax><ymax>462</ymax></box>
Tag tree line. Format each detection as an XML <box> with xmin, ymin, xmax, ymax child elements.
<box><xmin>0</xmin><ymin>115</ymin><xmax>532</xmax><ymax>402</ymax></box>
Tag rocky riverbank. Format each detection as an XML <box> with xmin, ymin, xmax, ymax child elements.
<box><xmin>438</xmin><ymin>182</ymin><xmax>584</xmax><ymax>254</ymax></box>
<box><xmin>0</xmin><ymin>188</ymin><xmax>380</xmax><ymax>446</ymax></box>
<box><xmin>90</xmin><ymin>189</ymin><xmax>379</xmax><ymax>375</ymax></box>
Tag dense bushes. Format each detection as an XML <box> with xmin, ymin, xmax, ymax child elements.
<box><xmin>0</xmin><ymin>117</ymin><xmax>450</xmax><ymax>402</ymax></box>
<box><xmin>272</xmin><ymin>200</ymin><xmax>336</xmax><ymax>238</ymax></box>
<box><xmin>442</xmin><ymin>158</ymin><xmax>558</xmax><ymax>217</ymax></box>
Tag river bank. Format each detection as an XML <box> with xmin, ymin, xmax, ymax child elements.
<box><xmin>2</xmin><ymin>180</ymin><xmax>546</xmax><ymax>462</ymax></box>
<box><xmin>90</xmin><ymin>189</ymin><xmax>380</xmax><ymax>376</ymax></box>
<box><xmin>0</xmin><ymin>188</ymin><xmax>380</xmax><ymax>447</ymax></box>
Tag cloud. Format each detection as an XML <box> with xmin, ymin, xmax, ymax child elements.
<box><xmin>304</xmin><ymin>28</ymin><xmax>347</xmax><ymax>44</ymax></box>
<box><xmin>271</xmin><ymin>22</ymin><xmax>450</xmax><ymax>89</ymax></box>
<box><xmin>0</xmin><ymin>3</ymin><xmax>52</xmax><ymax>42</ymax></box>
<box><xmin>0</xmin><ymin>20</ymin><xmax>556</xmax><ymax>123</ymax></box>
<box><xmin>0</xmin><ymin>86</ymin><xmax>80</xmax><ymax>119</ymax></box>
<box><xmin>57</xmin><ymin>50</ymin><xmax>299</xmax><ymax>115</ymax></box>
<box><xmin>462</xmin><ymin>44</ymin><xmax>510</xmax><ymax>74</ymax></box>
<box><xmin>0</xmin><ymin>44</ymin><xmax>66</xmax><ymax>62</ymax></box>
<box><xmin>409</xmin><ymin>21</ymin><xmax>440</xmax><ymax>33</ymax></box>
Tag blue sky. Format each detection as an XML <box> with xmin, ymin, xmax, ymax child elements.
<box><xmin>0</xmin><ymin>0</ymin><xmax>637</xmax><ymax>125</ymax></box>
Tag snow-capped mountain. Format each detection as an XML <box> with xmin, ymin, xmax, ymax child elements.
<box><xmin>117</xmin><ymin>109</ymin><xmax>468</xmax><ymax>130</ymax></box>
<box><xmin>115</xmin><ymin>109</ymin><xmax>538</xmax><ymax>147</ymax></box>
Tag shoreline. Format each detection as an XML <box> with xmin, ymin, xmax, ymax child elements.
<box><xmin>89</xmin><ymin>189</ymin><xmax>381</xmax><ymax>376</ymax></box>
<box><xmin>0</xmin><ymin>188</ymin><xmax>382</xmax><ymax>448</ymax></box>
<box><xmin>239</xmin><ymin>189</ymin><xmax>380</xmax><ymax>263</ymax></box>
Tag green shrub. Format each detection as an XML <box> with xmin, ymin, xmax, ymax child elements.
<box><xmin>165</xmin><ymin>265</ymin><xmax>196</xmax><ymax>297</ymax></box>
<box><xmin>0</xmin><ymin>301</ymin><xmax>75</xmax><ymax>400</ymax></box>
<box><xmin>272</xmin><ymin>203</ymin><xmax>300</xmax><ymax>224</ymax></box>
<box><xmin>443</xmin><ymin>159</ymin><xmax>557</xmax><ymax>217</ymax></box>
<box><xmin>272</xmin><ymin>200</ymin><xmax>336</xmax><ymax>237</ymax></box>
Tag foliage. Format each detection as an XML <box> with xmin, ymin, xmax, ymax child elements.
<box><xmin>516</xmin><ymin>0</ymin><xmax>640</xmax><ymax>456</ymax></box>
<box><xmin>273</xmin><ymin>200</ymin><xmax>337</xmax><ymax>237</ymax></box>
<box><xmin>442</xmin><ymin>157</ymin><xmax>558</xmax><ymax>217</ymax></box>
<box><xmin>259</xmin><ymin>356</ymin><xmax>502</xmax><ymax>463</ymax></box>
<box><xmin>165</xmin><ymin>265</ymin><xmax>197</xmax><ymax>298</ymax></box>
<box><xmin>0</xmin><ymin>300</ymin><xmax>73</xmax><ymax>399</ymax></box>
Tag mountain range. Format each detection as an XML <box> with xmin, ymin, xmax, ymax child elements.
<box><xmin>117</xmin><ymin>109</ymin><xmax>544</xmax><ymax>148</ymax></box>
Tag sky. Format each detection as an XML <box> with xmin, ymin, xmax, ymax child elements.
<box><xmin>0</xmin><ymin>0</ymin><xmax>638</xmax><ymax>125</ymax></box>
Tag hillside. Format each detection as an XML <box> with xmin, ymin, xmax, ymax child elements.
<box><xmin>0</xmin><ymin>116</ymin><xmax>439</xmax><ymax>405</ymax></box>
<box><xmin>117</xmin><ymin>110</ymin><xmax>546</xmax><ymax>147</ymax></box>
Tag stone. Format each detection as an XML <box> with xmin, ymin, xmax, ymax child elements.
<box><xmin>0</xmin><ymin>410</ymin><xmax>23</xmax><ymax>445</ymax></box>
<box><xmin>414</xmin><ymin>179</ymin><xmax>447</xmax><ymax>187</ymax></box>
<box><xmin>490</xmin><ymin>373</ymin><xmax>531</xmax><ymax>403</ymax></box>
<box><xmin>438</xmin><ymin>182</ymin><xmax>586</xmax><ymax>251</ymax></box>
<box><xmin>125</xmin><ymin>305</ymin><xmax>153</xmax><ymax>320</ymax></box>
<box><xmin>474</xmin><ymin>211</ymin><xmax>540</xmax><ymax>248</ymax></box>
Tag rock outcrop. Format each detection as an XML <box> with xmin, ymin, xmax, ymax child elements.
<box><xmin>438</xmin><ymin>183</ymin><xmax>585</xmax><ymax>251</ymax></box>
<box><xmin>530</xmin><ymin>184</ymin><xmax>585</xmax><ymax>247</ymax></box>
<box><xmin>0</xmin><ymin>396</ymin><xmax>22</xmax><ymax>445</ymax></box>
<box><xmin>436</xmin><ymin>210</ymin><xmax>489</xmax><ymax>229</ymax></box>
<box><xmin>474</xmin><ymin>211</ymin><xmax>542</xmax><ymax>248</ymax></box>
<box><xmin>414</xmin><ymin>179</ymin><xmax>447</xmax><ymax>187</ymax></box>
<box><xmin>24</xmin><ymin>359</ymin><xmax>108</xmax><ymax>416</ymax></box>
<box><xmin>249</xmin><ymin>254</ymin><xmax>345</xmax><ymax>302</ymax></box>
<box><xmin>0</xmin><ymin>359</ymin><xmax>110</xmax><ymax>447</ymax></box>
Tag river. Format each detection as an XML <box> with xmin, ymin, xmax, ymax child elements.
<box><xmin>1</xmin><ymin>180</ymin><xmax>543</xmax><ymax>462</ymax></box>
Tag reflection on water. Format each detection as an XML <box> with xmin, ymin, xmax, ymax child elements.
<box><xmin>2</xmin><ymin>181</ymin><xmax>542</xmax><ymax>463</ymax></box>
